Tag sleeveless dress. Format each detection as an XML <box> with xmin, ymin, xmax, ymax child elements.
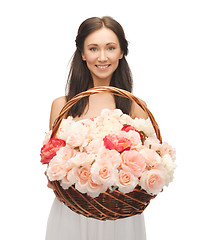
<box><xmin>45</xmin><ymin>198</ymin><xmax>147</xmax><ymax>240</ymax></box>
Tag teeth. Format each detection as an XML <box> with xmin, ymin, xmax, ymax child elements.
<box><xmin>97</xmin><ymin>65</ymin><xmax>109</xmax><ymax>69</ymax></box>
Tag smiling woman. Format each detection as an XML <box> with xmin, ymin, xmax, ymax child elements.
<box><xmin>46</xmin><ymin>16</ymin><xmax>147</xmax><ymax>240</ymax></box>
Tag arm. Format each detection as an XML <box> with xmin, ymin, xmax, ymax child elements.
<box><xmin>49</xmin><ymin>96</ymin><xmax>67</xmax><ymax>130</ymax></box>
<box><xmin>130</xmin><ymin>99</ymin><xmax>148</xmax><ymax>120</ymax></box>
<box><xmin>47</xmin><ymin>96</ymin><xmax>66</xmax><ymax>192</ymax></box>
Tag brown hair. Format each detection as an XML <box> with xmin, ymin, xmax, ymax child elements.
<box><xmin>66</xmin><ymin>16</ymin><xmax>133</xmax><ymax>117</ymax></box>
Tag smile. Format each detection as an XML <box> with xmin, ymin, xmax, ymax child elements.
<box><xmin>96</xmin><ymin>64</ymin><xmax>111</xmax><ymax>69</ymax></box>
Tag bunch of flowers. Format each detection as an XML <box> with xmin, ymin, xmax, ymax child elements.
<box><xmin>41</xmin><ymin>109</ymin><xmax>176</xmax><ymax>198</ymax></box>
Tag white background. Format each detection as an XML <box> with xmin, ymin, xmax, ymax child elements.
<box><xmin>1</xmin><ymin>0</ymin><xmax>207</xmax><ymax>239</ymax></box>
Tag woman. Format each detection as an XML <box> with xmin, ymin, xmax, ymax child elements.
<box><xmin>46</xmin><ymin>16</ymin><xmax>148</xmax><ymax>240</ymax></box>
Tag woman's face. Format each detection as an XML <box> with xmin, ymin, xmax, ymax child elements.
<box><xmin>81</xmin><ymin>27</ymin><xmax>123</xmax><ymax>85</ymax></box>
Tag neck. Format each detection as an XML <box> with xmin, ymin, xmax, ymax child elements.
<box><xmin>93</xmin><ymin>77</ymin><xmax>111</xmax><ymax>87</ymax></box>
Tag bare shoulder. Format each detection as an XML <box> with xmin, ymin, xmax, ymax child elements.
<box><xmin>130</xmin><ymin>98</ymin><xmax>148</xmax><ymax>120</ymax></box>
<box><xmin>49</xmin><ymin>96</ymin><xmax>67</xmax><ymax>129</ymax></box>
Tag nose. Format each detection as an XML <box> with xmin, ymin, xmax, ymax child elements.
<box><xmin>98</xmin><ymin>50</ymin><xmax>108</xmax><ymax>61</ymax></box>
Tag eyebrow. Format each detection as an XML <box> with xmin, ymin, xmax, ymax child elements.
<box><xmin>87</xmin><ymin>42</ymin><xmax>117</xmax><ymax>47</ymax></box>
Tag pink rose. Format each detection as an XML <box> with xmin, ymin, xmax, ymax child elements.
<box><xmin>91</xmin><ymin>159</ymin><xmax>117</xmax><ymax>187</ymax></box>
<box><xmin>40</xmin><ymin>138</ymin><xmax>66</xmax><ymax>164</ymax></box>
<box><xmin>139</xmin><ymin>169</ymin><xmax>166</xmax><ymax>195</ymax></box>
<box><xmin>117</xmin><ymin>170</ymin><xmax>138</xmax><ymax>194</ymax></box>
<box><xmin>60</xmin><ymin>165</ymin><xmax>77</xmax><ymax>189</ymax></box>
<box><xmin>121</xmin><ymin>150</ymin><xmax>146</xmax><ymax>177</ymax></box>
<box><xmin>103</xmin><ymin>133</ymin><xmax>132</xmax><ymax>153</ymax></box>
<box><xmin>97</xmin><ymin>147</ymin><xmax>121</xmax><ymax>168</ymax></box>
<box><xmin>57</xmin><ymin>146</ymin><xmax>76</xmax><ymax>160</ymax></box>
<box><xmin>75</xmin><ymin>166</ymin><xmax>91</xmax><ymax>193</ymax></box>
<box><xmin>66</xmin><ymin>132</ymin><xmax>87</xmax><ymax>148</ymax></box>
<box><xmin>139</xmin><ymin>148</ymin><xmax>161</xmax><ymax>167</ymax></box>
<box><xmin>87</xmin><ymin>176</ymin><xmax>107</xmax><ymax>198</ymax></box>
<box><xmin>160</xmin><ymin>142</ymin><xmax>176</xmax><ymax>160</ymax></box>
<box><xmin>85</xmin><ymin>139</ymin><xmax>103</xmax><ymax>154</ymax></box>
<box><xmin>126</xmin><ymin>130</ymin><xmax>142</xmax><ymax>147</ymax></box>
<box><xmin>47</xmin><ymin>156</ymin><xmax>68</xmax><ymax>181</ymax></box>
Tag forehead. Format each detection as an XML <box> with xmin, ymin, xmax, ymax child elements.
<box><xmin>84</xmin><ymin>27</ymin><xmax>119</xmax><ymax>46</ymax></box>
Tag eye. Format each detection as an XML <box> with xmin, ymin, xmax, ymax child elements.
<box><xmin>108</xmin><ymin>46</ymin><xmax>115</xmax><ymax>51</ymax></box>
<box><xmin>90</xmin><ymin>47</ymin><xmax>98</xmax><ymax>52</ymax></box>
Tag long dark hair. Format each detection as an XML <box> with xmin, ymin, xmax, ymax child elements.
<box><xmin>65</xmin><ymin>16</ymin><xmax>133</xmax><ymax>117</ymax></box>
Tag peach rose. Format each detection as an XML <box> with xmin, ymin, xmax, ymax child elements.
<box><xmin>85</xmin><ymin>139</ymin><xmax>104</xmax><ymax>154</ymax></box>
<box><xmin>60</xmin><ymin>164</ymin><xmax>77</xmax><ymax>189</ymax></box>
<box><xmin>55</xmin><ymin>117</ymin><xmax>73</xmax><ymax>140</ymax></box>
<box><xmin>139</xmin><ymin>148</ymin><xmax>161</xmax><ymax>167</ymax></box>
<box><xmin>120</xmin><ymin>114</ymin><xmax>134</xmax><ymax>125</ymax></box>
<box><xmin>91</xmin><ymin>159</ymin><xmax>117</xmax><ymax>187</ymax></box>
<box><xmin>121</xmin><ymin>150</ymin><xmax>146</xmax><ymax>177</ymax></box>
<box><xmin>56</xmin><ymin>146</ymin><xmax>76</xmax><ymax>161</ymax></box>
<box><xmin>70</xmin><ymin>152</ymin><xmax>95</xmax><ymax>167</ymax></box>
<box><xmin>117</xmin><ymin>170</ymin><xmax>138</xmax><ymax>194</ymax></box>
<box><xmin>87</xmin><ymin>176</ymin><xmax>107</xmax><ymax>198</ymax></box>
<box><xmin>139</xmin><ymin>169</ymin><xmax>166</xmax><ymax>195</ymax></box>
<box><xmin>126</xmin><ymin>130</ymin><xmax>142</xmax><ymax>147</ymax></box>
<box><xmin>160</xmin><ymin>142</ymin><xmax>176</xmax><ymax>160</ymax></box>
<box><xmin>47</xmin><ymin>156</ymin><xmax>68</xmax><ymax>181</ymax></box>
<box><xmin>75</xmin><ymin>166</ymin><xmax>91</xmax><ymax>194</ymax></box>
<box><xmin>97</xmin><ymin>147</ymin><xmax>121</xmax><ymax>168</ymax></box>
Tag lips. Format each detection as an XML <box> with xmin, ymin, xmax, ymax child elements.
<box><xmin>95</xmin><ymin>64</ymin><xmax>111</xmax><ymax>69</ymax></box>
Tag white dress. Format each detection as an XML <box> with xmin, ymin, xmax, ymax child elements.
<box><xmin>45</xmin><ymin>198</ymin><xmax>147</xmax><ymax>240</ymax></box>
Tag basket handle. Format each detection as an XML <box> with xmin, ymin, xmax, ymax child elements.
<box><xmin>51</xmin><ymin>86</ymin><xmax>162</xmax><ymax>143</ymax></box>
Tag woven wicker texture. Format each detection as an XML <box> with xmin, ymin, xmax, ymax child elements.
<box><xmin>49</xmin><ymin>86</ymin><xmax>162</xmax><ymax>220</ymax></box>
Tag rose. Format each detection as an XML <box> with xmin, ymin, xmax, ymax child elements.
<box><xmin>144</xmin><ymin>137</ymin><xmax>161</xmax><ymax>152</ymax></box>
<box><xmin>139</xmin><ymin>169</ymin><xmax>166</xmax><ymax>195</ymax></box>
<box><xmin>97</xmin><ymin>147</ymin><xmax>121</xmax><ymax>168</ymax></box>
<box><xmin>133</xmin><ymin>118</ymin><xmax>155</xmax><ymax>137</ymax></box>
<box><xmin>160</xmin><ymin>142</ymin><xmax>176</xmax><ymax>160</ymax></box>
<box><xmin>161</xmin><ymin>154</ymin><xmax>177</xmax><ymax>186</ymax></box>
<box><xmin>103</xmin><ymin>133</ymin><xmax>132</xmax><ymax>153</ymax></box>
<box><xmin>56</xmin><ymin>146</ymin><xmax>76</xmax><ymax>160</ymax></box>
<box><xmin>121</xmin><ymin>150</ymin><xmax>146</xmax><ymax>177</ymax></box>
<box><xmin>60</xmin><ymin>164</ymin><xmax>77</xmax><ymax>189</ymax></box>
<box><xmin>139</xmin><ymin>148</ymin><xmax>161</xmax><ymax>167</ymax></box>
<box><xmin>120</xmin><ymin>114</ymin><xmax>134</xmax><ymax>125</ymax></box>
<box><xmin>85</xmin><ymin>139</ymin><xmax>104</xmax><ymax>154</ymax></box>
<box><xmin>87</xmin><ymin>176</ymin><xmax>107</xmax><ymax>198</ymax></box>
<box><xmin>42</xmin><ymin>130</ymin><xmax>52</xmax><ymax>145</ymax></box>
<box><xmin>47</xmin><ymin>156</ymin><xmax>68</xmax><ymax>181</ymax></box>
<box><xmin>40</xmin><ymin>138</ymin><xmax>66</xmax><ymax>164</ymax></box>
<box><xmin>91</xmin><ymin>159</ymin><xmax>117</xmax><ymax>187</ymax></box>
<box><xmin>125</xmin><ymin>130</ymin><xmax>142</xmax><ymax>147</ymax></box>
<box><xmin>75</xmin><ymin>166</ymin><xmax>91</xmax><ymax>194</ymax></box>
<box><xmin>70</xmin><ymin>152</ymin><xmax>95</xmax><ymax>167</ymax></box>
<box><xmin>117</xmin><ymin>170</ymin><xmax>138</xmax><ymax>194</ymax></box>
<box><xmin>55</xmin><ymin>117</ymin><xmax>73</xmax><ymax>140</ymax></box>
<box><xmin>121</xmin><ymin>125</ymin><xmax>144</xmax><ymax>140</ymax></box>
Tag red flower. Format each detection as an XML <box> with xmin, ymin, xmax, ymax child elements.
<box><xmin>40</xmin><ymin>138</ymin><xmax>66</xmax><ymax>164</ymax></box>
<box><xmin>103</xmin><ymin>134</ymin><xmax>132</xmax><ymax>153</ymax></box>
<box><xmin>121</xmin><ymin>125</ymin><xmax>145</xmax><ymax>140</ymax></box>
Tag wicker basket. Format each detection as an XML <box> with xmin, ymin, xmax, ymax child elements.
<box><xmin>49</xmin><ymin>86</ymin><xmax>162</xmax><ymax>220</ymax></box>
